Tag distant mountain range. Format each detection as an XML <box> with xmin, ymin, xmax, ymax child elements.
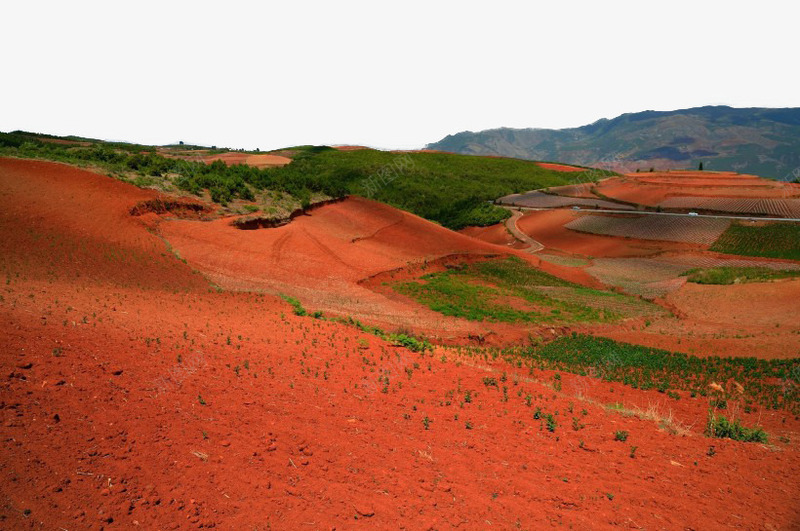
<box><xmin>426</xmin><ymin>106</ymin><xmax>800</xmax><ymax>180</ymax></box>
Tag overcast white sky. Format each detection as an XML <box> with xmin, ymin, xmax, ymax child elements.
<box><xmin>2</xmin><ymin>1</ymin><xmax>797</xmax><ymax>151</ymax></box>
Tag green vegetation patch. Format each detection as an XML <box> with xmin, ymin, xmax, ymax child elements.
<box><xmin>685</xmin><ymin>266</ymin><xmax>800</xmax><ymax>285</ymax></box>
<box><xmin>393</xmin><ymin>257</ymin><xmax>651</xmax><ymax>325</ymax></box>
<box><xmin>515</xmin><ymin>334</ymin><xmax>799</xmax><ymax>411</ymax></box>
<box><xmin>711</xmin><ymin>222</ymin><xmax>800</xmax><ymax>261</ymax></box>
<box><xmin>706</xmin><ymin>412</ymin><xmax>768</xmax><ymax>443</ymax></box>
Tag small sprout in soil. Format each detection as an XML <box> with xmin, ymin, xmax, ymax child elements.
<box><xmin>614</xmin><ymin>430</ymin><xmax>629</xmax><ymax>442</ymax></box>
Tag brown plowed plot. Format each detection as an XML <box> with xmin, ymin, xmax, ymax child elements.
<box><xmin>586</xmin><ymin>258</ymin><xmax>691</xmax><ymax>299</ymax></box>
<box><xmin>602</xmin><ymin>279</ymin><xmax>800</xmax><ymax>359</ymax></box>
<box><xmin>545</xmin><ymin>182</ymin><xmax>599</xmax><ymax>198</ymax></box>
<box><xmin>516</xmin><ymin>210</ymin><xmax>701</xmax><ymax>257</ymax></box>
<box><xmin>593</xmin><ymin>252</ymin><xmax>800</xmax><ymax>299</ymax></box>
<box><xmin>659</xmin><ymin>197</ymin><xmax>800</xmax><ymax>218</ymax></box>
<box><xmin>332</xmin><ymin>145</ymin><xmax>370</xmax><ymax>151</ymax></box>
<box><xmin>1</xmin><ymin>157</ymin><xmax>799</xmax><ymax>530</ymax></box>
<box><xmin>498</xmin><ymin>190</ymin><xmax>633</xmax><ymax>210</ymax></box>
<box><xmin>655</xmin><ymin>253</ymin><xmax>800</xmax><ymax>272</ymax></box>
<box><xmin>202</xmin><ymin>152</ymin><xmax>291</xmax><ymax>168</ymax></box>
<box><xmin>565</xmin><ymin>214</ymin><xmax>730</xmax><ymax>245</ymax></box>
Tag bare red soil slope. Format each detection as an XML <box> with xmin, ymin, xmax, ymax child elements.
<box><xmin>536</xmin><ymin>162</ymin><xmax>586</xmax><ymax>172</ymax></box>
<box><xmin>597</xmin><ymin>171</ymin><xmax>800</xmax><ymax>206</ymax></box>
<box><xmin>159</xmin><ymin>197</ymin><xmax>595</xmax><ymax>337</ymax></box>
<box><xmin>159</xmin><ymin>196</ymin><xmax>512</xmax><ymax>338</ymax></box>
<box><xmin>1</xmin><ymin>158</ymin><xmax>798</xmax><ymax>530</ymax></box>
<box><xmin>201</xmin><ymin>152</ymin><xmax>291</xmax><ymax>169</ymax></box>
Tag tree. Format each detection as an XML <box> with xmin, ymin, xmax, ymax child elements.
<box><xmin>698</xmin><ymin>161</ymin><xmax>704</xmax><ymax>171</ymax></box>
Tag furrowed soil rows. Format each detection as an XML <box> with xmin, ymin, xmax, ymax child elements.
<box><xmin>658</xmin><ymin>197</ymin><xmax>800</xmax><ymax>218</ymax></box>
<box><xmin>586</xmin><ymin>258</ymin><xmax>692</xmax><ymax>298</ymax></box>
<box><xmin>497</xmin><ymin>191</ymin><xmax>633</xmax><ymax>210</ymax></box>
<box><xmin>655</xmin><ymin>254</ymin><xmax>800</xmax><ymax>271</ymax></box>
<box><xmin>545</xmin><ymin>183</ymin><xmax>600</xmax><ymax>198</ymax></box>
<box><xmin>565</xmin><ymin>214</ymin><xmax>730</xmax><ymax>245</ymax></box>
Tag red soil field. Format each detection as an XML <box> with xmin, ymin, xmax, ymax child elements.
<box><xmin>159</xmin><ymin>197</ymin><xmax>595</xmax><ymax>339</ymax></box>
<box><xmin>536</xmin><ymin>162</ymin><xmax>586</xmax><ymax>172</ymax></box>
<box><xmin>202</xmin><ymin>152</ymin><xmax>292</xmax><ymax>168</ymax></box>
<box><xmin>332</xmin><ymin>145</ymin><xmax>371</xmax><ymax>151</ymax></box>
<box><xmin>595</xmin><ymin>171</ymin><xmax>800</xmax><ymax>207</ymax></box>
<box><xmin>515</xmin><ymin>210</ymin><xmax>703</xmax><ymax>258</ymax></box>
<box><xmin>159</xmin><ymin>196</ymin><xmax>507</xmax><ymax>340</ymax></box>
<box><xmin>600</xmin><ymin>279</ymin><xmax>800</xmax><ymax>359</ymax></box>
<box><xmin>1</xmin><ymin>158</ymin><xmax>799</xmax><ymax>530</ymax></box>
<box><xmin>459</xmin><ymin>222</ymin><xmax>527</xmax><ymax>249</ymax></box>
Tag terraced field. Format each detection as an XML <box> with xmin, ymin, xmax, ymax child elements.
<box><xmin>497</xmin><ymin>191</ymin><xmax>634</xmax><ymax>210</ymax></box>
<box><xmin>565</xmin><ymin>214</ymin><xmax>730</xmax><ymax>245</ymax></box>
<box><xmin>655</xmin><ymin>254</ymin><xmax>800</xmax><ymax>272</ymax></box>
<box><xmin>658</xmin><ymin>197</ymin><xmax>800</xmax><ymax>218</ymax></box>
<box><xmin>585</xmin><ymin>253</ymin><xmax>800</xmax><ymax>299</ymax></box>
<box><xmin>585</xmin><ymin>258</ymin><xmax>691</xmax><ymax>298</ymax></box>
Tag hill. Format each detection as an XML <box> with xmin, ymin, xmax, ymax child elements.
<box><xmin>0</xmin><ymin>131</ymin><xmax>606</xmax><ymax>230</ymax></box>
<box><xmin>427</xmin><ymin>106</ymin><xmax>800</xmax><ymax>180</ymax></box>
<box><xmin>1</xmin><ymin>157</ymin><xmax>799</xmax><ymax>529</ymax></box>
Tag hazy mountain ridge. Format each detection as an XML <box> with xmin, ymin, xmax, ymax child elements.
<box><xmin>427</xmin><ymin>106</ymin><xmax>800</xmax><ymax>180</ymax></box>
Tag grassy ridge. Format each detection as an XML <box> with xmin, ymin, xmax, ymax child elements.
<box><xmin>0</xmin><ymin>131</ymin><xmax>593</xmax><ymax>229</ymax></box>
<box><xmin>711</xmin><ymin>222</ymin><xmax>800</xmax><ymax>261</ymax></box>
<box><xmin>685</xmin><ymin>266</ymin><xmax>800</xmax><ymax>285</ymax></box>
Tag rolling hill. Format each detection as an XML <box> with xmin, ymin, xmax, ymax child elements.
<box><xmin>427</xmin><ymin>106</ymin><xmax>800</xmax><ymax>180</ymax></box>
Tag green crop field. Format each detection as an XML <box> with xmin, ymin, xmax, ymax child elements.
<box><xmin>711</xmin><ymin>222</ymin><xmax>800</xmax><ymax>261</ymax></box>
<box><xmin>685</xmin><ymin>266</ymin><xmax>800</xmax><ymax>285</ymax></box>
<box><xmin>393</xmin><ymin>257</ymin><xmax>660</xmax><ymax>325</ymax></box>
<box><xmin>514</xmin><ymin>334</ymin><xmax>799</xmax><ymax>411</ymax></box>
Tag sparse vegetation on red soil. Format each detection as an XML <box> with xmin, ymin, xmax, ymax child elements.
<box><xmin>1</xmin><ymin>157</ymin><xmax>798</xmax><ymax>530</ymax></box>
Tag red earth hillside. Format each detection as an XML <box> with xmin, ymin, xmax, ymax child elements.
<box><xmin>0</xmin><ymin>158</ymin><xmax>798</xmax><ymax>530</ymax></box>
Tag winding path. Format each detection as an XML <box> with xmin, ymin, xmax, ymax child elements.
<box><xmin>503</xmin><ymin>208</ymin><xmax>544</xmax><ymax>253</ymax></box>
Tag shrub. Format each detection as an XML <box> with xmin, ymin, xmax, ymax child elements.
<box><xmin>280</xmin><ymin>295</ymin><xmax>307</xmax><ymax>316</ymax></box>
<box><xmin>388</xmin><ymin>333</ymin><xmax>431</xmax><ymax>353</ymax></box>
<box><xmin>705</xmin><ymin>411</ymin><xmax>768</xmax><ymax>443</ymax></box>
